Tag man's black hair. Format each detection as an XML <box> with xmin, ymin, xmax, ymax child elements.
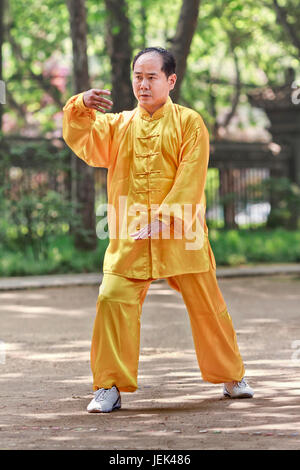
<box><xmin>132</xmin><ymin>47</ymin><xmax>176</xmax><ymax>78</ymax></box>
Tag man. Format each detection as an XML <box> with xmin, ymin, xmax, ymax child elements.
<box><xmin>63</xmin><ymin>47</ymin><xmax>254</xmax><ymax>413</ymax></box>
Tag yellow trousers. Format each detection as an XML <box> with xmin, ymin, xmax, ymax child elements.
<box><xmin>90</xmin><ymin>259</ymin><xmax>245</xmax><ymax>392</ymax></box>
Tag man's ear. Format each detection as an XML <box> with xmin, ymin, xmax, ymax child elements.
<box><xmin>168</xmin><ymin>73</ymin><xmax>177</xmax><ymax>90</ymax></box>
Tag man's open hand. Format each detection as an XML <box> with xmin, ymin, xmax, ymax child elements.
<box><xmin>130</xmin><ymin>219</ymin><xmax>169</xmax><ymax>240</ymax></box>
<box><xmin>82</xmin><ymin>89</ymin><xmax>113</xmax><ymax>113</ymax></box>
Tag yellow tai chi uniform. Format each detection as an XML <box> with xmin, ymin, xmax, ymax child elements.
<box><xmin>62</xmin><ymin>93</ymin><xmax>245</xmax><ymax>392</ymax></box>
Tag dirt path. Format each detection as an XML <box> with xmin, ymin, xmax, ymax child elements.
<box><xmin>1</xmin><ymin>274</ymin><xmax>300</xmax><ymax>450</ymax></box>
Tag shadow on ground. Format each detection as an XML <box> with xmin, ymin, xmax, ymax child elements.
<box><xmin>1</xmin><ymin>274</ymin><xmax>300</xmax><ymax>449</ymax></box>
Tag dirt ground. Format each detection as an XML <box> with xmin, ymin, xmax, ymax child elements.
<box><xmin>1</xmin><ymin>273</ymin><xmax>300</xmax><ymax>450</ymax></box>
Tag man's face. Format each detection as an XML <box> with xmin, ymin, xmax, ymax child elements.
<box><xmin>132</xmin><ymin>53</ymin><xmax>177</xmax><ymax>116</ymax></box>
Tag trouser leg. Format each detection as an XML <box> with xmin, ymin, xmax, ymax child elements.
<box><xmin>91</xmin><ymin>273</ymin><xmax>152</xmax><ymax>392</ymax></box>
<box><xmin>166</xmin><ymin>249</ymin><xmax>245</xmax><ymax>384</ymax></box>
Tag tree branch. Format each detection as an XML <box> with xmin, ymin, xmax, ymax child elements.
<box><xmin>5</xmin><ymin>89</ymin><xmax>27</xmax><ymax>117</ymax></box>
<box><xmin>4</xmin><ymin>23</ymin><xmax>64</xmax><ymax>108</ymax></box>
<box><xmin>222</xmin><ymin>47</ymin><xmax>241</xmax><ymax>129</ymax></box>
<box><xmin>272</xmin><ymin>0</ymin><xmax>300</xmax><ymax>53</ymax></box>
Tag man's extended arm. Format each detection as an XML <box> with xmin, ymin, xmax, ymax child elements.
<box><xmin>62</xmin><ymin>89</ymin><xmax>116</xmax><ymax>168</ymax></box>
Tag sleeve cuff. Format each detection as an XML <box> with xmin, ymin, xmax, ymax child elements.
<box><xmin>74</xmin><ymin>93</ymin><xmax>95</xmax><ymax>115</ymax></box>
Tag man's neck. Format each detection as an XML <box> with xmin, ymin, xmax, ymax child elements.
<box><xmin>139</xmin><ymin>98</ymin><xmax>169</xmax><ymax>117</ymax></box>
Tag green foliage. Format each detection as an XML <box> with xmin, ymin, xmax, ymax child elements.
<box><xmin>247</xmin><ymin>177</ymin><xmax>300</xmax><ymax>228</ymax></box>
<box><xmin>0</xmin><ymin>188</ymin><xmax>75</xmax><ymax>259</ymax></box>
<box><xmin>0</xmin><ymin>235</ymin><xmax>109</xmax><ymax>276</ymax></box>
<box><xmin>4</xmin><ymin>0</ymin><xmax>70</xmax><ymax>130</ymax></box>
<box><xmin>209</xmin><ymin>227</ymin><xmax>300</xmax><ymax>266</ymax></box>
<box><xmin>0</xmin><ymin>138</ymin><xmax>70</xmax><ymax>171</ymax></box>
<box><xmin>3</xmin><ymin>0</ymin><xmax>300</xmax><ymax>135</ymax></box>
<box><xmin>0</xmin><ymin>228</ymin><xmax>299</xmax><ymax>276</ymax></box>
<box><xmin>205</xmin><ymin>168</ymin><xmax>220</xmax><ymax>208</ymax></box>
<box><xmin>1</xmin><ymin>0</ymin><xmax>300</xmax><ymax>278</ymax></box>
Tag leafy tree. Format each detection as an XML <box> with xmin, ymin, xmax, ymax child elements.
<box><xmin>2</xmin><ymin>0</ymin><xmax>300</xmax><ymax>136</ymax></box>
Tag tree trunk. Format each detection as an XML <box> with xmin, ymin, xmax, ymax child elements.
<box><xmin>170</xmin><ymin>0</ymin><xmax>201</xmax><ymax>103</ymax></box>
<box><xmin>220</xmin><ymin>168</ymin><xmax>238</xmax><ymax>229</ymax></box>
<box><xmin>67</xmin><ymin>0</ymin><xmax>97</xmax><ymax>250</ymax></box>
<box><xmin>104</xmin><ymin>0</ymin><xmax>135</xmax><ymax>112</ymax></box>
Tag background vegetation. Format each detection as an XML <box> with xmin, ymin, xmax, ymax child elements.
<box><xmin>0</xmin><ymin>0</ymin><xmax>300</xmax><ymax>275</ymax></box>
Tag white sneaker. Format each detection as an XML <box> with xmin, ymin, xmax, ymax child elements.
<box><xmin>223</xmin><ymin>377</ymin><xmax>254</xmax><ymax>398</ymax></box>
<box><xmin>87</xmin><ymin>386</ymin><xmax>121</xmax><ymax>413</ymax></box>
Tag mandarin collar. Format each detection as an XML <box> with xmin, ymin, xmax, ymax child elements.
<box><xmin>138</xmin><ymin>96</ymin><xmax>173</xmax><ymax>121</ymax></box>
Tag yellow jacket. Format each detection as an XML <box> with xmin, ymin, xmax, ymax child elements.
<box><xmin>62</xmin><ymin>93</ymin><xmax>216</xmax><ymax>279</ymax></box>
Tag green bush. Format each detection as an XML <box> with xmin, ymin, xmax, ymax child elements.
<box><xmin>0</xmin><ymin>234</ymin><xmax>109</xmax><ymax>276</ymax></box>
<box><xmin>248</xmin><ymin>177</ymin><xmax>300</xmax><ymax>229</ymax></box>
<box><xmin>210</xmin><ymin>227</ymin><xmax>300</xmax><ymax>266</ymax></box>
<box><xmin>0</xmin><ymin>227</ymin><xmax>299</xmax><ymax>276</ymax></box>
<box><xmin>0</xmin><ymin>188</ymin><xmax>80</xmax><ymax>260</ymax></box>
